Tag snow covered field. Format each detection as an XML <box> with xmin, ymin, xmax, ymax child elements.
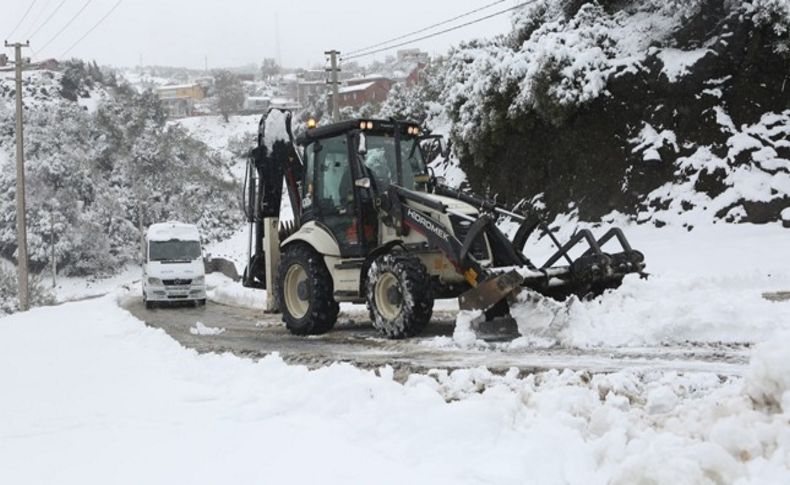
<box><xmin>2</xmin><ymin>287</ymin><xmax>790</xmax><ymax>484</ymax></box>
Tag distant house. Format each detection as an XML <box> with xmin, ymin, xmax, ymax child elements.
<box><xmin>156</xmin><ymin>83</ymin><xmax>204</xmax><ymax>117</ymax></box>
<box><xmin>332</xmin><ymin>78</ymin><xmax>392</xmax><ymax>110</ymax></box>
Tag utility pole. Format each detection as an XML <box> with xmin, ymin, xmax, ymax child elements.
<box><xmin>50</xmin><ymin>207</ymin><xmax>56</xmax><ymax>289</ymax></box>
<box><xmin>5</xmin><ymin>41</ymin><xmax>30</xmax><ymax>311</ymax></box>
<box><xmin>325</xmin><ymin>50</ymin><xmax>341</xmax><ymax>122</ymax></box>
<box><xmin>274</xmin><ymin>13</ymin><xmax>282</xmax><ymax>67</ymax></box>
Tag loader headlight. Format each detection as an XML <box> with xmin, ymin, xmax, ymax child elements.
<box><xmin>307</xmin><ymin>118</ymin><xmax>317</xmax><ymax>129</ymax></box>
<box><xmin>147</xmin><ymin>277</ymin><xmax>163</xmax><ymax>286</ymax></box>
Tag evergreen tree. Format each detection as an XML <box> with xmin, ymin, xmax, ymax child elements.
<box><xmin>213</xmin><ymin>70</ymin><xmax>244</xmax><ymax>121</ymax></box>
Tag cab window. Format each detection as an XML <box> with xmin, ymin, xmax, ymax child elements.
<box><xmin>314</xmin><ymin>136</ymin><xmax>353</xmax><ymax>214</ymax></box>
<box><xmin>360</xmin><ymin>135</ymin><xmax>426</xmax><ymax>190</ymax></box>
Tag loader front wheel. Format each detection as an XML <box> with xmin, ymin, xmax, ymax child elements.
<box><xmin>276</xmin><ymin>244</ymin><xmax>339</xmax><ymax>336</ymax></box>
<box><xmin>367</xmin><ymin>253</ymin><xmax>433</xmax><ymax>339</ymax></box>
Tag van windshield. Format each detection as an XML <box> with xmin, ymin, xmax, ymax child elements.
<box><xmin>149</xmin><ymin>240</ymin><xmax>202</xmax><ymax>262</ymax></box>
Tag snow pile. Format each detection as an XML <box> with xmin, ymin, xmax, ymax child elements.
<box><xmin>2</xmin><ymin>294</ymin><xmax>790</xmax><ymax>483</ymax></box>
<box><xmin>507</xmin><ymin>271</ymin><xmax>790</xmax><ymax>348</ymax></box>
<box><xmin>189</xmin><ymin>321</ymin><xmax>225</xmax><ymax>336</ymax></box>
<box><xmin>452</xmin><ymin>310</ymin><xmax>485</xmax><ymax>347</ymax></box>
<box><xmin>490</xmin><ymin>222</ymin><xmax>790</xmax><ymax>348</ymax></box>
<box><xmin>206</xmin><ymin>273</ymin><xmax>267</xmax><ymax>311</ymax></box>
<box><xmin>745</xmin><ymin>331</ymin><xmax>790</xmax><ymax>409</ymax></box>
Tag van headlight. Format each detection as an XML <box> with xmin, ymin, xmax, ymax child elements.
<box><xmin>192</xmin><ymin>276</ymin><xmax>205</xmax><ymax>285</ymax></box>
<box><xmin>147</xmin><ymin>277</ymin><xmax>163</xmax><ymax>286</ymax></box>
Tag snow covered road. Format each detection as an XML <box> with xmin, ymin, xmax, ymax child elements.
<box><xmin>121</xmin><ymin>296</ymin><xmax>751</xmax><ymax>378</ymax></box>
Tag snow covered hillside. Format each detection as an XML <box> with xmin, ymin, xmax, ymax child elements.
<box><xmin>173</xmin><ymin>113</ymin><xmax>260</xmax><ymax>179</ymax></box>
<box><xmin>2</xmin><ymin>291</ymin><xmax>790</xmax><ymax>484</ymax></box>
<box><xmin>0</xmin><ymin>61</ymin><xmax>241</xmax><ymax>313</ymax></box>
<box><xmin>442</xmin><ymin>0</ymin><xmax>790</xmax><ymax>224</ymax></box>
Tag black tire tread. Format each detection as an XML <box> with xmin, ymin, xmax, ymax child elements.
<box><xmin>366</xmin><ymin>252</ymin><xmax>433</xmax><ymax>339</ymax></box>
<box><xmin>276</xmin><ymin>243</ymin><xmax>339</xmax><ymax>336</ymax></box>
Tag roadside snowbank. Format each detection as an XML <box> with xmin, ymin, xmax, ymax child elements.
<box><xmin>1</xmin><ymin>295</ymin><xmax>789</xmax><ymax>483</ymax></box>
<box><xmin>206</xmin><ymin>272</ymin><xmax>266</xmax><ymax>310</ymax></box>
<box><xmin>496</xmin><ymin>222</ymin><xmax>790</xmax><ymax>348</ymax></box>
<box><xmin>53</xmin><ymin>266</ymin><xmax>140</xmax><ymax>303</ymax></box>
<box><xmin>746</xmin><ymin>331</ymin><xmax>790</xmax><ymax>409</ymax></box>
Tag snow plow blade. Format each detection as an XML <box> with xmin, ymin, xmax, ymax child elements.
<box><xmin>458</xmin><ymin>271</ymin><xmax>523</xmax><ymax>312</ymax></box>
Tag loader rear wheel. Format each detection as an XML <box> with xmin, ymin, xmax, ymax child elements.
<box><xmin>276</xmin><ymin>244</ymin><xmax>339</xmax><ymax>336</ymax></box>
<box><xmin>366</xmin><ymin>253</ymin><xmax>433</xmax><ymax>339</ymax></box>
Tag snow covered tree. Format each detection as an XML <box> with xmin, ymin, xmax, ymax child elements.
<box><xmin>378</xmin><ymin>83</ymin><xmax>428</xmax><ymax>123</ymax></box>
<box><xmin>213</xmin><ymin>70</ymin><xmax>244</xmax><ymax>121</ymax></box>
<box><xmin>260</xmin><ymin>58</ymin><xmax>281</xmax><ymax>81</ymax></box>
<box><xmin>0</xmin><ymin>266</ymin><xmax>54</xmax><ymax>315</ymax></box>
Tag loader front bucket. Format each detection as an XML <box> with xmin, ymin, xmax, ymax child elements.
<box><xmin>457</xmin><ymin>227</ymin><xmax>646</xmax><ymax>313</ymax></box>
<box><xmin>458</xmin><ymin>271</ymin><xmax>523</xmax><ymax>312</ymax></box>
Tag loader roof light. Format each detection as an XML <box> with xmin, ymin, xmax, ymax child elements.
<box><xmin>359</xmin><ymin>121</ymin><xmax>366</xmax><ymax>130</ymax></box>
<box><xmin>307</xmin><ymin>118</ymin><xmax>317</xmax><ymax>129</ymax></box>
<box><xmin>366</xmin><ymin>121</ymin><xmax>374</xmax><ymax>130</ymax></box>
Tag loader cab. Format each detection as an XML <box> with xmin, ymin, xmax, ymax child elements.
<box><xmin>297</xmin><ymin>119</ymin><xmax>428</xmax><ymax>257</ymax></box>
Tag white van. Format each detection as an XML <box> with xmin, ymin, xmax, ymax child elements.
<box><xmin>142</xmin><ymin>222</ymin><xmax>207</xmax><ymax>308</ymax></box>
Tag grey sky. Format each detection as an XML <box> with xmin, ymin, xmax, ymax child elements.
<box><xmin>2</xmin><ymin>0</ymin><xmax>515</xmax><ymax>69</ymax></box>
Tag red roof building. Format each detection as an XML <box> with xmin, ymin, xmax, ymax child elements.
<box><xmin>332</xmin><ymin>78</ymin><xmax>392</xmax><ymax>110</ymax></box>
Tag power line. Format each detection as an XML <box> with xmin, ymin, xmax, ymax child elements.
<box><xmin>59</xmin><ymin>0</ymin><xmax>123</xmax><ymax>58</ymax></box>
<box><xmin>345</xmin><ymin>0</ymin><xmax>506</xmax><ymax>57</ymax></box>
<box><xmin>6</xmin><ymin>0</ymin><xmax>38</xmax><ymax>40</ymax></box>
<box><xmin>344</xmin><ymin>0</ymin><xmax>536</xmax><ymax>61</ymax></box>
<box><xmin>22</xmin><ymin>0</ymin><xmax>52</xmax><ymax>39</ymax></box>
<box><xmin>25</xmin><ymin>0</ymin><xmax>66</xmax><ymax>41</ymax></box>
<box><xmin>37</xmin><ymin>0</ymin><xmax>93</xmax><ymax>55</ymax></box>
